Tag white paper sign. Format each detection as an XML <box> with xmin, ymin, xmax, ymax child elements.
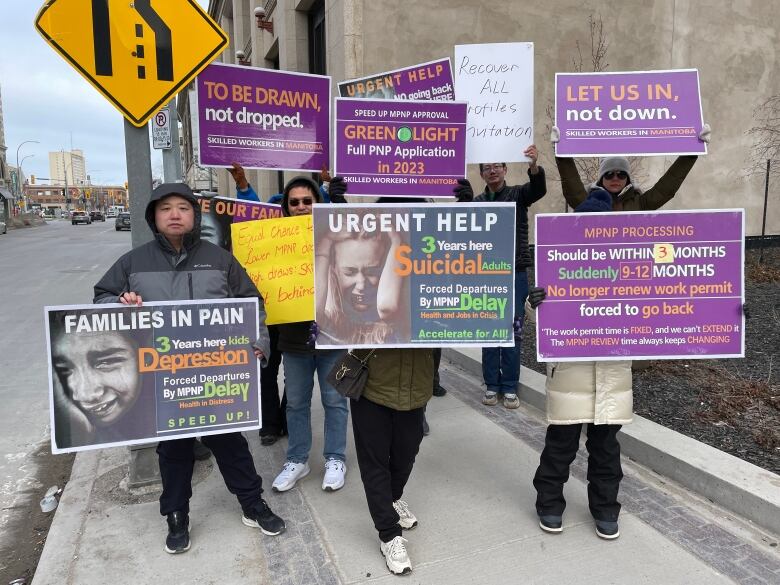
<box><xmin>152</xmin><ymin>109</ymin><xmax>172</xmax><ymax>150</ymax></box>
<box><xmin>454</xmin><ymin>42</ymin><xmax>534</xmax><ymax>164</ymax></box>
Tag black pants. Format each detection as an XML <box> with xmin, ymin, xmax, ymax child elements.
<box><xmin>351</xmin><ymin>397</ymin><xmax>425</xmax><ymax>542</ymax></box>
<box><xmin>260</xmin><ymin>325</ymin><xmax>287</xmax><ymax>436</ymax></box>
<box><xmin>432</xmin><ymin>348</ymin><xmax>442</xmax><ymax>388</ymax></box>
<box><xmin>157</xmin><ymin>433</ymin><xmax>263</xmax><ymax>516</ymax></box>
<box><xmin>533</xmin><ymin>423</ymin><xmax>623</xmax><ymax>521</ymax></box>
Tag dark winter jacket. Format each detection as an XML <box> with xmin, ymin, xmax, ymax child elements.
<box><xmin>474</xmin><ymin>167</ymin><xmax>547</xmax><ymax>270</ymax></box>
<box><xmin>556</xmin><ymin>155</ymin><xmax>698</xmax><ymax>211</ymax></box>
<box><xmin>361</xmin><ymin>348</ymin><xmax>434</xmax><ymax>411</ymax></box>
<box><xmin>92</xmin><ymin>184</ymin><xmax>271</xmax><ymax>362</ymax></box>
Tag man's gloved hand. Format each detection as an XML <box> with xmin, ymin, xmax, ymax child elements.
<box><xmin>698</xmin><ymin>123</ymin><xmax>712</xmax><ymax>144</ymax></box>
<box><xmin>329</xmin><ymin>176</ymin><xmax>347</xmax><ymax>201</ymax></box>
<box><xmin>528</xmin><ymin>286</ymin><xmax>547</xmax><ymax>309</ymax></box>
<box><xmin>454</xmin><ymin>179</ymin><xmax>474</xmax><ymax>202</ymax></box>
<box><xmin>513</xmin><ymin>315</ymin><xmax>523</xmax><ymax>339</ymax></box>
<box><xmin>307</xmin><ymin>321</ymin><xmax>320</xmax><ymax>348</ymax></box>
<box><xmin>550</xmin><ymin>126</ymin><xmax>561</xmax><ymax>144</ymax></box>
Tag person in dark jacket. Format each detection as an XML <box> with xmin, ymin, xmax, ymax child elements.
<box><xmin>550</xmin><ymin>124</ymin><xmax>711</xmax><ymax>211</ymax></box>
<box><xmin>453</xmin><ymin>145</ymin><xmax>547</xmax><ymax>409</ymax></box>
<box><xmin>271</xmin><ymin>176</ymin><xmax>351</xmax><ymax>493</ymax></box>
<box><xmin>93</xmin><ymin>183</ymin><xmax>285</xmax><ymax>554</ymax></box>
<box><xmin>226</xmin><ymin>162</ymin><xmax>287</xmax><ymax>445</ymax></box>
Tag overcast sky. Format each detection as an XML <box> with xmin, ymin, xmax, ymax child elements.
<box><xmin>1</xmin><ymin>1</ymin><xmax>210</xmax><ymax>186</ymax></box>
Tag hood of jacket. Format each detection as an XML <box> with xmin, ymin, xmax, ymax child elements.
<box><xmin>281</xmin><ymin>176</ymin><xmax>322</xmax><ymax>217</ymax></box>
<box><xmin>145</xmin><ymin>183</ymin><xmax>202</xmax><ymax>251</ymax></box>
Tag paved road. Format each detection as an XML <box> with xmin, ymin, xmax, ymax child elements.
<box><xmin>0</xmin><ymin>220</ymin><xmax>131</xmax><ymax>568</ymax></box>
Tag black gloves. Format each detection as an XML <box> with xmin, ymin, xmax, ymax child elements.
<box><xmin>328</xmin><ymin>176</ymin><xmax>348</xmax><ymax>202</ymax></box>
<box><xmin>528</xmin><ymin>287</ymin><xmax>547</xmax><ymax>309</ymax></box>
<box><xmin>453</xmin><ymin>179</ymin><xmax>474</xmax><ymax>203</ymax></box>
<box><xmin>307</xmin><ymin>321</ymin><xmax>320</xmax><ymax>349</ymax></box>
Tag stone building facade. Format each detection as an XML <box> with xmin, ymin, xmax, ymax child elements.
<box><xmin>178</xmin><ymin>0</ymin><xmax>780</xmax><ymax>235</ymax></box>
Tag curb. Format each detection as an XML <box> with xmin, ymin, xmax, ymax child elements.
<box><xmin>443</xmin><ymin>347</ymin><xmax>780</xmax><ymax>537</ymax></box>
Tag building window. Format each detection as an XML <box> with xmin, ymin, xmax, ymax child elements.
<box><xmin>308</xmin><ymin>0</ymin><xmax>326</xmax><ymax>75</ymax></box>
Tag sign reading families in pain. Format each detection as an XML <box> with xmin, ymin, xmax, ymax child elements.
<box><xmin>339</xmin><ymin>58</ymin><xmax>455</xmax><ymax>101</ymax></box>
<box><xmin>534</xmin><ymin>210</ymin><xmax>744</xmax><ymax>361</ymax></box>
<box><xmin>454</xmin><ymin>42</ymin><xmax>534</xmax><ymax>164</ymax></box>
<box><xmin>35</xmin><ymin>0</ymin><xmax>228</xmax><ymax>127</ymax></box>
<box><xmin>555</xmin><ymin>69</ymin><xmax>707</xmax><ymax>157</ymax></box>
<box><xmin>197</xmin><ymin>63</ymin><xmax>331</xmax><ymax>171</ymax></box>
<box><xmin>335</xmin><ymin>98</ymin><xmax>467</xmax><ymax>197</ymax></box>
<box><xmin>313</xmin><ymin>203</ymin><xmax>516</xmax><ymax>349</ymax></box>
<box><xmin>46</xmin><ymin>299</ymin><xmax>262</xmax><ymax>453</ymax></box>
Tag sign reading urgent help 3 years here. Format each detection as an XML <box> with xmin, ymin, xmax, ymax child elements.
<box><xmin>334</xmin><ymin>98</ymin><xmax>468</xmax><ymax>197</ymax></box>
<box><xmin>45</xmin><ymin>299</ymin><xmax>262</xmax><ymax>454</ymax></box>
<box><xmin>313</xmin><ymin>203</ymin><xmax>516</xmax><ymax>349</ymax></box>
<box><xmin>555</xmin><ymin>69</ymin><xmax>707</xmax><ymax>157</ymax></box>
<box><xmin>196</xmin><ymin>62</ymin><xmax>330</xmax><ymax>171</ymax></box>
<box><xmin>534</xmin><ymin>210</ymin><xmax>744</xmax><ymax>361</ymax></box>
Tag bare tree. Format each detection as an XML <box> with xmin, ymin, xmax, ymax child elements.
<box><xmin>544</xmin><ymin>13</ymin><xmax>644</xmax><ymax>194</ymax></box>
<box><xmin>747</xmin><ymin>95</ymin><xmax>780</xmax><ymax>177</ymax></box>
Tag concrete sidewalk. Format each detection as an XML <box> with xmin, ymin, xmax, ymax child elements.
<box><xmin>33</xmin><ymin>358</ymin><xmax>780</xmax><ymax>585</ymax></box>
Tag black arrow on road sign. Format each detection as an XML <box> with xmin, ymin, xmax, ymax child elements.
<box><xmin>92</xmin><ymin>0</ymin><xmax>112</xmax><ymax>76</ymax></box>
<box><xmin>133</xmin><ymin>0</ymin><xmax>174</xmax><ymax>82</ymax></box>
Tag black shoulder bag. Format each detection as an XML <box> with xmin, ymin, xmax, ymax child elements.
<box><xmin>326</xmin><ymin>350</ymin><xmax>376</xmax><ymax>400</ymax></box>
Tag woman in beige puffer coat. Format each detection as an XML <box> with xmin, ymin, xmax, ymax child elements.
<box><xmin>528</xmin><ymin>188</ymin><xmax>633</xmax><ymax>541</ymax></box>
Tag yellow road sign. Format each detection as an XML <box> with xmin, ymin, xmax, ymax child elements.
<box><xmin>35</xmin><ymin>0</ymin><xmax>228</xmax><ymax>127</ymax></box>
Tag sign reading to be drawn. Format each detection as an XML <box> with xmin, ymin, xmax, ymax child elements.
<box><xmin>454</xmin><ymin>42</ymin><xmax>534</xmax><ymax>164</ymax></box>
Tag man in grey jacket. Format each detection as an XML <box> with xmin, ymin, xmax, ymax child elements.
<box><xmin>93</xmin><ymin>183</ymin><xmax>285</xmax><ymax>554</ymax></box>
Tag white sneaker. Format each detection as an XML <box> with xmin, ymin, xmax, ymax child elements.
<box><xmin>322</xmin><ymin>459</ymin><xmax>346</xmax><ymax>491</ymax></box>
<box><xmin>392</xmin><ymin>499</ymin><xmax>418</xmax><ymax>529</ymax></box>
<box><xmin>272</xmin><ymin>461</ymin><xmax>310</xmax><ymax>492</ymax></box>
<box><xmin>379</xmin><ymin>536</ymin><xmax>412</xmax><ymax>575</ymax></box>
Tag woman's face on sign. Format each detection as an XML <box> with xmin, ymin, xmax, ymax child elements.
<box><xmin>333</xmin><ymin>238</ymin><xmax>386</xmax><ymax>317</ymax></box>
<box><xmin>52</xmin><ymin>331</ymin><xmax>141</xmax><ymax>426</ymax></box>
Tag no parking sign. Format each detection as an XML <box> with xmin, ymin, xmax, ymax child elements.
<box><xmin>152</xmin><ymin>109</ymin><xmax>172</xmax><ymax>150</ymax></box>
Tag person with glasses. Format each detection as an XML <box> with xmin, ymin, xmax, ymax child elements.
<box><xmin>551</xmin><ymin>124</ymin><xmax>711</xmax><ymax>211</ymax></box>
<box><xmin>452</xmin><ymin>145</ymin><xmax>548</xmax><ymax>409</ymax></box>
<box><xmin>271</xmin><ymin>176</ymin><xmax>352</xmax><ymax>494</ymax></box>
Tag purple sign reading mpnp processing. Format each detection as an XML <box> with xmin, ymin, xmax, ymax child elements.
<box><xmin>334</xmin><ymin>98</ymin><xmax>467</xmax><ymax>198</ymax></box>
<box><xmin>338</xmin><ymin>58</ymin><xmax>454</xmax><ymax>101</ymax></box>
<box><xmin>534</xmin><ymin>210</ymin><xmax>744</xmax><ymax>361</ymax></box>
<box><xmin>196</xmin><ymin>62</ymin><xmax>330</xmax><ymax>171</ymax></box>
<box><xmin>555</xmin><ymin>69</ymin><xmax>706</xmax><ymax>157</ymax></box>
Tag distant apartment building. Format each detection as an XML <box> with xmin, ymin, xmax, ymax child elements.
<box><xmin>49</xmin><ymin>149</ymin><xmax>87</xmax><ymax>186</ymax></box>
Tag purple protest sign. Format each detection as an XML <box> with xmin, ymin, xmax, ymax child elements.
<box><xmin>534</xmin><ymin>209</ymin><xmax>744</xmax><ymax>361</ymax></box>
<box><xmin>338</xmin><ymin>58</ymin><xmax>454</xmax><ymax>101</ymax></box>
<box><xmin>334</xmin><ymin>98</ymin><xmax>467</xmax><ymax>197</ymax></box>
<box><xmin>555</xmin><ymin>69</ymin><xmax>707</xmax><ymax>157</ymax></box>
<box><xmin>196</xmin><ymin>62</ymin><xmax>330</xmax><ymax>171</ymax></box>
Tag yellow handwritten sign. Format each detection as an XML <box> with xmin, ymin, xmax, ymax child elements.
<box><xmin>231</xmin><ymin>215</ymin><xmax>314</xmax><ymax>325</ymax></box>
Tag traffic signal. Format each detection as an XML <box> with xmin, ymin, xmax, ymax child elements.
<box><xmin>31</xmin><ymin>175</ymin><xmax>36</xmax><ymax>184</ymax></box>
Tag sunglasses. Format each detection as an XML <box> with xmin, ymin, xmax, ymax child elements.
<box><xmin>603</xmin><ymin>170</ymin><xmax>628</xmax><ymax>180</ymax></box>
<box><xmin>288</xmin><ymin>197</ymin><xmax>314</xmax><ymax>207</ymax></box>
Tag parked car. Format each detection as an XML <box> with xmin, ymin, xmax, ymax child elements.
<box><xmin>0</xmin><ymin>217</ymin><xmax>6</xmax><ymax>235</ymax></box>
<box><xmin>89</xmin><ymin>210</ymin><xmax>106</xmax><ymax>222</ymax></box>
<box><xmin>72</xmin><ymin>211</ymin><xmax>92</xmax><ymax>225</ymax></box>
<box><xmin>115</xmin><ymin>212</ymin><xmax>131</xmax><ymax>231</ymax></box>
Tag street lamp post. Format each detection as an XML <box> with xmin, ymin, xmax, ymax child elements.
<box><xmin>16</xmin><ymin>140</ymin><xmax>40</xmax><ymax>211</ymax></box>
<box><xmin>19</xmin><ymin>154</ymin><xmax>34</xmax><ymax>211</ymax></box>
